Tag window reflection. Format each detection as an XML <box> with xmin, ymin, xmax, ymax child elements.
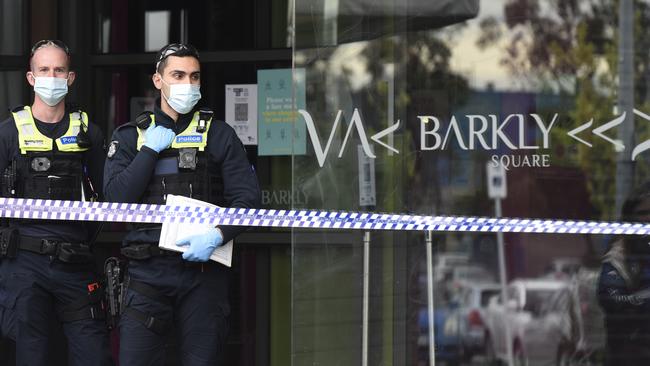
<box><xmin>144</xmin><ymin>10</ymin><xmax>171</xmax><ymax>52</ymax></box>
<box><xmin>291</xmin><ymin>0</ymin><xmax>650</xmax><ymax>365</ymax></box>
<box><xmin>0</xmin><ymin>0</ymin><xmax>25</xmax><ymax>55</ymax></box>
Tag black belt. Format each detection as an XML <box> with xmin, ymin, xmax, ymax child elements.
<box><xmin>121</xmin><ymin>243</ymin><xmax>179</xmax><ymax>260</ymax></box>
<box><xmin>18</xmin><ymin>236</ymin><xmax>93</xmax><ymax>263</ymax></box>
<box><xmin>121</xmin><ymin>244</ymin><xmax>210</xmax><ymax>270</ymax></box>
<box><xmin>19</xmin><ymin>236</ymin><xmax>86</xmax><ymax>254</ymax></box>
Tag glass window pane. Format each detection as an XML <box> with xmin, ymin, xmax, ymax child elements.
<box><xmin>144</xmin><ymin>10</ymin><xmax>171</xmax><ymax>52</ymax></box>
<box><xmin>0</xmin><ymin>0</ymin><xmax>26</xmax><ymax>55</ymax></box>
<box><xmin>289</xmin><ymin>0</ymin><xmax>635</xmax><ymax>364</ymax></box>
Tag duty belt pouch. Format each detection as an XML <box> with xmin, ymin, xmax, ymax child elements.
<box><xmin>0</xmin><ymin>228</ymin><xmax>18</xmax><ymax>258</ymax></box>
<box><xmin>57</xmin><ymin>243</ymin><xmax>93</xmax><ymax>263</ymax></box>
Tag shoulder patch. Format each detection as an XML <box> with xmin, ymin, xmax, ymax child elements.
<box><xmin>107</xmin><ymin>140</ymin><xmax>119</xmax><ymax>158</ymax></box>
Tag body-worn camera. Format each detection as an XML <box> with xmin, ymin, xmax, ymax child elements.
<box><xmin>31</xmin><ymin>157</ymin><xmax>51</xmax><ymax>171</ymax></box>
<box><xmin>178</xmin><ymin>148</ymin><xmax>197</xmax><ymax>169</ymax></box>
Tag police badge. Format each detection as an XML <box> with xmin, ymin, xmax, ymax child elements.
<box><xmin>107</xmin><ymin>141</ymin><xmax>119</xmax><ymax>158</ymax></box>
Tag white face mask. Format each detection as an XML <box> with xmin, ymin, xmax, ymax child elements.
<box><xmin>160</xmin><ymin>77</ymin><xmax>201</xmax><ymax>115</ymax></box>
<box><xmin>33</xmin><ymin>76</ymin><xmax>69</xmax><ymax>106</ymax></box>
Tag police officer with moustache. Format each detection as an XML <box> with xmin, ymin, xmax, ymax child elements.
<box><xmin>0</xmin><ymin>40</ymin><xmax>111</xmax><ymax>365</ymax></box>
<box><xmin>104</xmin><ymin>43</ymin><xmax>260</xmax><ymax>365</ymax></box>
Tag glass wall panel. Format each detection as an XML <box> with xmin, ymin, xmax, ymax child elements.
<box><xmin>292</xmin><ymin>0</ymin><xmax>648</xmax><ymax>364</ymax></box>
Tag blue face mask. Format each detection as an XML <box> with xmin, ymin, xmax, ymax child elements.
<box><xmin>33</xmin><ymin>76</ymin><xmax>68</xmax><ymax>106</ymax></box>
<box><xmin>160</xmin><ymin>76</ymin><xmax>201</xmax><ymax>115</ymax></box>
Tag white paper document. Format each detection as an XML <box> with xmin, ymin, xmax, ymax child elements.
<box><xmin>159</xmin><ymin>194</ymin><xmax>233</xmax><ymax>267</ymax></box>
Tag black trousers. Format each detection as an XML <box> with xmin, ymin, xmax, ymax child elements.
<box><xmin>119</xmin><ymin>255</ymin><xmax>230</xmax><ymax>366</ymax></box>
<box><xmin>0</xmin><ymin>251</ymin><xmax>112</xmax><ymax>366</ymax></box>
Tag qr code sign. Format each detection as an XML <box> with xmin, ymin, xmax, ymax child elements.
<box><xmin>235</xmin><ymin>103</ymin><xmax>248</xmax><ymax>121</ymax></box>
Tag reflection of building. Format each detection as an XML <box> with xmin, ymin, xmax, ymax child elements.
<box><xmin>0</xmin><ymin>0</ymin><xmax>626</xmax><ymax>365</ymax></box>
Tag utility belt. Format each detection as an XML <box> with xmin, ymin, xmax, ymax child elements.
<box><xmin>121</xmin><ymin>243</ymin><xmax>213</xmax><ymax>272</ymax></box>
<box><xmin>121</xmin><ymin>243</ymin><xmax>180</xmax><ymax>260</ymax></box>
<box><xmin>0</xmin><ymin>228</ymin><xmax>92</xmax><ymax>263</ymax></box>
<box><xmin>0</xmin><ymin>228</ymin><xmax>105</xmax><ymax>323</ymax></box>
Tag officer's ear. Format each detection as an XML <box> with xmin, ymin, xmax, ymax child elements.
<box><xmin>152</xmin><ymin>72</ymin><xmax>163</xmax><ymax>91</ymax></box>
<box><xmin>26</xmin><ymin>71</ymin><xmax>35</xmax><ymax>87</ymax></box>
<box><xmin>67</xmin><ymin>71</ymin><xmax>76</xmax><ymax>86</ymax></box>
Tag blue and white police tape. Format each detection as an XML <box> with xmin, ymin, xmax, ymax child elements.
<box><xmin>1</xmin><ymin>197</ymin><xmax>650</xmax><ymax>235</ymax></box>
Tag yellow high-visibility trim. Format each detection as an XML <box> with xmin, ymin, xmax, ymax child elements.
<box><xmin>12</xmin><ymin>106</ymin><xmax>89</xmax><ymax>154</ymax></box>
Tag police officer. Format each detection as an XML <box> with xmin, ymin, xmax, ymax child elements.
<box><xmin>598</xmin><ymin>182</ymin><xmax>650</xmax><ymax>365</ymax></box>
<box><xmin>0</xmin><ymin>40</ymin><xmax>112</xmax><ymax>365</ymax></box>
<box><xmin>104</xmin><ymin>43</ymin><xmax>260</xmax><ymax>365</ymax></box>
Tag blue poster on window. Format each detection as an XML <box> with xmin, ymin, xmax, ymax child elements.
<box><xmin>257</xmin><ymin>68</ymin><xmax>306</xmax><ymax>156</ymax></box>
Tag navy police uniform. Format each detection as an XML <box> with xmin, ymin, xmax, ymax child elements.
<box><xmin>103</xmin><ymin>100</ymin><xmax>260</xmax><ymax>365</ymax></box>
<box><xmin>0</xmin><ymin>105</ymin><xmax>112</xmax><ymax>365</ymax></box>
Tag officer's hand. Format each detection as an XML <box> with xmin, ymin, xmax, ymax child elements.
<box><xmin>176</xmin><ymin>227</ymin><xmax>224</xmax><ymax>262</ymax></box>
<box><xmin>143</xmin><ymin>124</ymin><xmax>175</xmax><ymax>153</ymax></box>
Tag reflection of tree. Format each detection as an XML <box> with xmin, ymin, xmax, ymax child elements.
<box><xmin>296</xmin><ymin>30</ymin><xmax>471</xmax><ymax>214</ymax></box>
<box><xmin>478</xmin><ymin>0</ymin><xmax>650</xmax><ymax>219</ymax></box>
<box><xmin>359</xmin><ymin>31</ymin><xmax>471</xmax><ymax>214</ymax></box>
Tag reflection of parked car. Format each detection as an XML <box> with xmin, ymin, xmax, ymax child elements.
<box><xmin>483</xmin><ymin>279</ymin><xmax>570</xmax><ymax>366</ymax></box>
<box><xmin>433</xmin><ymin>253</ymin><xmax>469</xmax><ymax>282</ymax></box>
<box><xmin>456</xmin><ymin>282</ymin><xmax>501</xmax><ymax>362</ymax></box>
<box><xmin>417</xmin><ymin>295</ymin><xmax>463</xmax><ymax>366</ymax></box>
<box><xmin>446</xmin><ymin>265</ymin><xmax>496</xmax><ymax>299</ymax></box>
<box><xmin>452</xmin><ymin>265</ymin><xmax>495</xmax><ymax>283</ymax></box>
<box><xmin>417</xmin><ymin>307</ymin><xmax>462</xmax><ymax>366</ymax></box>
<box><xmin>544</xmin><ymin>257</ymin><xmax>582</xmax><ymax>280</ymax></box>
<box><xmin>450</xmin><ymin>265</ymin><xmax>495</xmax><ymax>286</ymax></box>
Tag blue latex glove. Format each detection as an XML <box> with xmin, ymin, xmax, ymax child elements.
<box><xmin>143</xmin><ymin>124</ymin><xmax>175</xmax><ymax>153</ymax></box>
<box><xmin>176</xmin><ymin>227</ymin><xmax>224</xmax><ymax>262</ymax></box>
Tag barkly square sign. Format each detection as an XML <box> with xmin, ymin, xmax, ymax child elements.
<box><xmin>298</xmin><ymin>107</ymin><xmax>650</xmax><ymax>170</ymax></box>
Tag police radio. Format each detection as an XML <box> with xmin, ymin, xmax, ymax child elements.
<box><xmin>75</xmin><ymin>110</ymin><xmax>92</xmax><ymax>148</ymax></box>
<box><xmin>135</xmin><ymin>111</ymin><xmax>153</xmax><ymax>130</ymax></box>
<box><xmin>1</xmin><ymin>161</ymin><xmax>17</xmax><ymax>197</ymax></box>
<box><xmin>197</xmin><ymin>108</ymin><xmax>213</xmax><ymax>133</ymax></box>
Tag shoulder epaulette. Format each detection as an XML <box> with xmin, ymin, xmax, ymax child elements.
<box><xmin>10</xmin><ymin>105</ymin><xmax>26</xmax><ymax>113</ymax></box>
<box><xmin>115</xmin><ymin>121</ymin><xmax>138</xmax><ymax>131</ymax></box>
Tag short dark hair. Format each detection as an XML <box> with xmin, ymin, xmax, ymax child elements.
<box><xmin>155</xmin><ymin>43</ymin><xmax>200</xmax><ymax>74</ymax></box>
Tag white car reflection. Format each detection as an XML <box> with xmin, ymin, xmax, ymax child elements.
<box><xmin>455</xmin><ymin>282</ymin><xmax>501</xmax><ymax>362</ymax></box>
<box><xmin>483</xmin><ymin>279</ymin><xmax>572</xmax><ymax>366</ymax></box>
<box><xmin>433</xmin><ymin>253</ymin><xmax>470</xmax><ymax>283</ymax></box>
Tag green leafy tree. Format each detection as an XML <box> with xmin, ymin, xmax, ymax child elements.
<box><xmin>478</xmin><ymin>0</ymin><xmax>650</xmax><ymax>219</ymax></box>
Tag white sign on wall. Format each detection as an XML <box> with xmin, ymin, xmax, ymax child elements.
<box><xmin>225</xmin><ymin>84</ymin><xmax>258</xmax><ymax>145</ymax></box>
